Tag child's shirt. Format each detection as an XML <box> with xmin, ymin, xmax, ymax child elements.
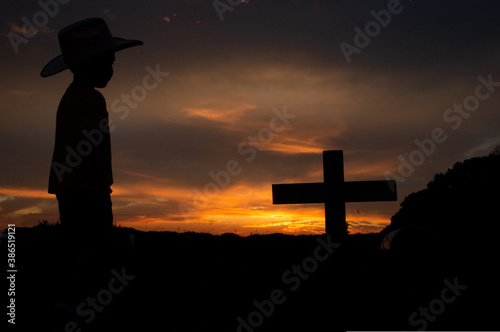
<box><xmin>48</xmin><ymin>83</ymin><xmax>113</xmax><ymax>194</ymax></box>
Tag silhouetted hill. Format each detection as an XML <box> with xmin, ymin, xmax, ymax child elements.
<box><xmin>381</xmin><ymin>151</ymin><xmax>500</xmax><ymax>249</ymax></box>
<box><xmin>4</xmin><ymin>223</ymin><xmax>498</xmax><ymax>331</ymax></box>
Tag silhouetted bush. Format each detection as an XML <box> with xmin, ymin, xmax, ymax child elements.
<box><xmin>382</xmin><ymin>152</ymin><xmax>500</xmax><ymax>247</ymax></box>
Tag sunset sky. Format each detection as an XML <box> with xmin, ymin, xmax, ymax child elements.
<box><xmin>1</xmin><ymin>0</ymin><xmax>500</xmax><ymax>235</ymax></box>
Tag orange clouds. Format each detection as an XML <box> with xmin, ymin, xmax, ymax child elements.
<box><xmin>0</xmin><ymin>187</ymin><xmax>55</xmax><ymax>230</ymax></box>
<box><xmin>266</xmin><ymin>137</ymin><xmax>324</xmax><ymax>155</ymax></box>
<box><xmin>0</xmin><ymin>187</ymin><xmax>51</xmax><ymax>199</ymax></box>
<box><xmin>109</xmin><ymin>178</ymin><xmax>392</xmax><ymax>235</ymax></box>
<box><xmin>181</xmin><ymin>102</ymin><xmax>257</xmax><ymax>125</ymax></box>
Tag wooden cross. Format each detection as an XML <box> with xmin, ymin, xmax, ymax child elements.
<box><xmin>272</xmin><ymin>150</ymin><xmax>397</xmax><ymax>239</ymax></box>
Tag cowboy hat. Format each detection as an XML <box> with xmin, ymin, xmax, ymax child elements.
<box><xmin>41</xmin><ymin>17</ymin><xmax>143</xmax><ymax>77</ymax></box>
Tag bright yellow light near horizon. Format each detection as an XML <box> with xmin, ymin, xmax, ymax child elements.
<box><xmin>111</xmin><ymin>176</ymin><xmax>393</xmax><ymax>235</ymax></box>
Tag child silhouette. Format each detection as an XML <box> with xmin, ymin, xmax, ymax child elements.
<box><xmin>41</xmin><ymin>17</ymin><xmax>142</xmax><ymax>303</ymax></box>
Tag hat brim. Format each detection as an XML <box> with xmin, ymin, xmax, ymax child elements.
<box><xmin>40</xmin><ymin>37</ymin><xmax>143</xmax><ymax>77</ymax></box>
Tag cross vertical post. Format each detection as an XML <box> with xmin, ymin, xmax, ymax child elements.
<box><xmin>323</xmin><ymin>150</ymin><xmax>347</xmax><ymax>240</ymax></box>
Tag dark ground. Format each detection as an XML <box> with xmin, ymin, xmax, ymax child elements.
<box><xmin>3</xmin><ymin>225</ymin><xmax>498</xmax><ymax>332</ymax></box>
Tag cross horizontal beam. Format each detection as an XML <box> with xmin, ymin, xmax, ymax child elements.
<box><xmin>272</xmin><ymin>180</ymin><xmax>397</xmax><ymax>204</ymax></box>
<box><xmin>271</xmin><ymin>150</ymin><xmax>397</xmax><ymax>238</ymax></box>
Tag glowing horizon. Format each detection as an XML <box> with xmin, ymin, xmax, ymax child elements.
<box><xmin>0</xmin><ymin>178</ymin><xmax>395</xmax><ymax>236</ymax></box>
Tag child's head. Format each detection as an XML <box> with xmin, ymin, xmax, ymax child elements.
<box><xmin>70</xmin><ymin>51</ymin><xmax>115</xmax><ymax>88</ymax></box>
<box><xmin>41</xmin><ymin>18</ymin><xmax>142</xmax><ymax>78</ymax></box>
